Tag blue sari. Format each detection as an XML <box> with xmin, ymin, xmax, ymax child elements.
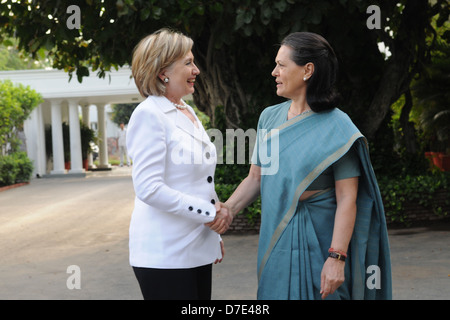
<box><xmin>253</xmin><ymin>101</ymin><xmax>392</xmax><ymax>300</ymax></box>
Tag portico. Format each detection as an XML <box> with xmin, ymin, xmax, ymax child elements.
<box><xmin>0</xmin><ymin>67</ymin><xmax>143</xmax><ymax>177</ymax></box>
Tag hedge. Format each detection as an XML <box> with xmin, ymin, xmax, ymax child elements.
<box><xmin>378</xmin><ymin>171</ymin><xmax>450</xmax><ymax>225</ymax></box>
<box><xmin>215</xmin><ymin>171</ymin><xmax>450</xmax><ymax>228</ymax></box>
<box><xmin>0</xmin><ymin>152</ymin><xmax>34</xmax><ymax>187</ymax></box>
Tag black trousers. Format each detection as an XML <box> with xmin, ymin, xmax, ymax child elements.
<box><xmin>133</xmin><ymin>264</ymin><xmax>212</xmax><ymax>300</ymax></box>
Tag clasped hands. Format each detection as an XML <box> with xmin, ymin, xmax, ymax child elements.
<box><xmin>205</xmin><ymin>202</ymin><xmax>233</xmax><ymax>234</ymax></box>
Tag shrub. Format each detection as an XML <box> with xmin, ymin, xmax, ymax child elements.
<box><xmin>214</xmin><ymin>151</ymin><xmax>450</xmax><ymax>228</ymax></box>
<box><xmin>0</xmin><ymin>154</ymin><xmax>19</xmax><ymax>186</ymax></box>
<box><xmin>215</xmin><ymin>182</ymin><xmax>261</xmax><ymax>226</ymax></box>
<box><xmin>0</xmin><ymin>152</ymin><xmax>33</xmax><ymax>186</ymax></box>
<box><xmin>13</xmin><ymin>152</ymin><xmax>34</xmax><ymax>182</ymax></box>
<box><xmin>0</xmin><ymin>80</ymin><xmax>42</xmax><ymax>152</ymax></box>
<box><xmin>378</xmin><ymin>171</ymin><xmax>450</xmax><ymax>225</ymax></box>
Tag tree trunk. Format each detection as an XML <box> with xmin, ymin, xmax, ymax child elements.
<box><xmin>399</xmin><ymin>89</ymin><xmax>418</xmax><ymax>154</ymax></box>
<box><xmin>361</xmin><ymin>51</ymin><xmax>412</xmax><ymax>138</ymax></box>
<box><xmin>360</xmin><ymin>0</ymin><xmax>428</xmax><ymax>139</ymax></box>
<box><xmin>192</xmin><ymin>33</ymin><xmax>248</xmax><ymax>129</ymax></box>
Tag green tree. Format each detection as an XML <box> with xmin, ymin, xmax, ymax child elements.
<box><xmin>0</xmin><ymin>80</ymin><xmax>43</xmax><ymax>154</ymax></box>
<box><xmin>110</xmin><ymin>103</ymin><xmax>139</xmax><ymax>126</ymax></box>
<box><xmin>0</xmin><ymin>38</ymin><xmax>52</xmax><ymax>70</ymax></box>
<box><xmin>1</xmin><ymin>0</ymin><xmax>448</xmax><ymax>140</ymax></box>
<box><xmin>413</xmin><ymin>41</ymin><xmax>450</xmax><ymax>153</ymax></box>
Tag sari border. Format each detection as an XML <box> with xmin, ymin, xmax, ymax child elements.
<box><xmin>258</xmin><ymin>131</ymin><xmax>365</xmax><ymax>281</ymax></box>
<box><xmin>263</xmin><ymin>111</ymin><xmax>315</xmax><ymax>142</ymax></box>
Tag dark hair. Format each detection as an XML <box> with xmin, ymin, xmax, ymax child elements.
<box><xmin>281</xmin><ymin>32</ymin><xmax>341</xmax><ymax>112</ymax></box>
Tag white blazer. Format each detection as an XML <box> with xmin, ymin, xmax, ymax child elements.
<box><xmin>127</xmin><ymin>95</ymin><xmax>222</xmax><ymax>269</ymax></box>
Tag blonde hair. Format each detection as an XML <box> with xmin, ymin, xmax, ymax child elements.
<box><xmin>132</xmin><ymin>28</ymin><xmax>193</xmax><ymax>97</ymax></box>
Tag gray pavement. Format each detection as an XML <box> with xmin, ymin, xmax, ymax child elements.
<box><xmin>0</xmin><ymin>166</ymin><xmax>449</xmax><ymax>300</ymax></box>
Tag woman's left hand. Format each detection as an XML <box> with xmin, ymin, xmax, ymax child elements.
<box><xmin>320</xmin><ymin>257</ymin><xmax>345</xmax><ymax>299</ymax></box>
<box><xmin>214</xmin><ymin>241</ymin><xmax>225</xmax><ymax>264</ymax></box>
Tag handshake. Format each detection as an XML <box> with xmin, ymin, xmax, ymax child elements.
<box><xmin>205</xmin><ymin>202</ymin><xmax>234</xmax><ymax>234</ymax></box>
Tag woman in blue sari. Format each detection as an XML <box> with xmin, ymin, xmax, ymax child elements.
<box><xmin>208</xmin><ymin>32</ymin><xmax>392</xmax><ymax>299</ymax></box>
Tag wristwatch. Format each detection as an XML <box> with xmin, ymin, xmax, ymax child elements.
<box><xmin>328</xmin><ymin>252</ymin><xmax>346</xmax><ymax>261</ymax></box>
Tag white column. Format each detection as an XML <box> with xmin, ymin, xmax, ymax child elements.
<box><xmin>23</xmin><ymin>107</ymin><xmax>37</xmax><ymax>174</ymax></box>
<box><xmin>68</xmin><ymin>100</ymin><xmax>84</xmax><ymax>174</ymax></box>
<box><xmin>37</xmin><ymin>104</ymin><xmax>47</xmax><ymax>176</ymax></box>
<box><xmin>34</xmin><ymin>104</ymin><xmax>46</xmax><ymax>176</ymax></box>
<box><xmin>96</xmin><ymin>103</ymin><xmax>110</xmax><ymax>169</ymax></box>
<box><xmin>24</xmin><ymin>103</ymin><xmax>46</xmax><ymax>177</ymax></box>
<box><xmin>81</xmin><ymin>104</ymin><xmax>95</xmax><ymax>169</ymax></box>
<box><xmin>50</xmin><ymin>99</ymin><xmax>66</xmax><ymax>174</ymax></box>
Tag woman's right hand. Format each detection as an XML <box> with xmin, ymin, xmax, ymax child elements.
<box><xmin>205</xmin><ymin>202</ymin><xmax>233</xmax><ymax>234</ymax></box>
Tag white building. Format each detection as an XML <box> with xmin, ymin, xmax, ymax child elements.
<box><xmin>0</xmin><ymin>67</ymin><xmax>143</xmax><ymax>177</ymax></box>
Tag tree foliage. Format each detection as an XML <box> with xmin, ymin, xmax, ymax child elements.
<box><xmin>0</xmin><ymin>38</ymin><xmax>51</xmax><ymax>70</ymax></box>
<box><xmin>111</xmin><ymin>103</ymin><xmax>139</xmax><ymax>126</ymax></box>
<box><xmin>0</xmin><ymin>80</ymin><xmax>43</xmax><ymax>154</ymax></box>
<box><xmin>412</xmin><ymin>38</ymin><xmax>450</xmax><ymax>153</ymax></box>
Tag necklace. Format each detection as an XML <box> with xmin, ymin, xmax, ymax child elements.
<box><xmin>171</xmin><ymin>100</ymin><xmax>188</xmax><ymax>110</ymax></box>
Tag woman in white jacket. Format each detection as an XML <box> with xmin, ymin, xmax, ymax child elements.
<box><xmin>128</xmin><ymin>28</ymin><xmax>230</xmax><ymax>300</ymax></box>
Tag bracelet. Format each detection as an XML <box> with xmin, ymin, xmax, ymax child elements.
<box><xmin>328</xmin><ymin>248</ymin><xmax>347</xmax><ymax>258</ymax></box>
<box><xmin>328</xmin><ymin>252</ymin><xmax>346</xmax><ymax>261</ymax></box>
